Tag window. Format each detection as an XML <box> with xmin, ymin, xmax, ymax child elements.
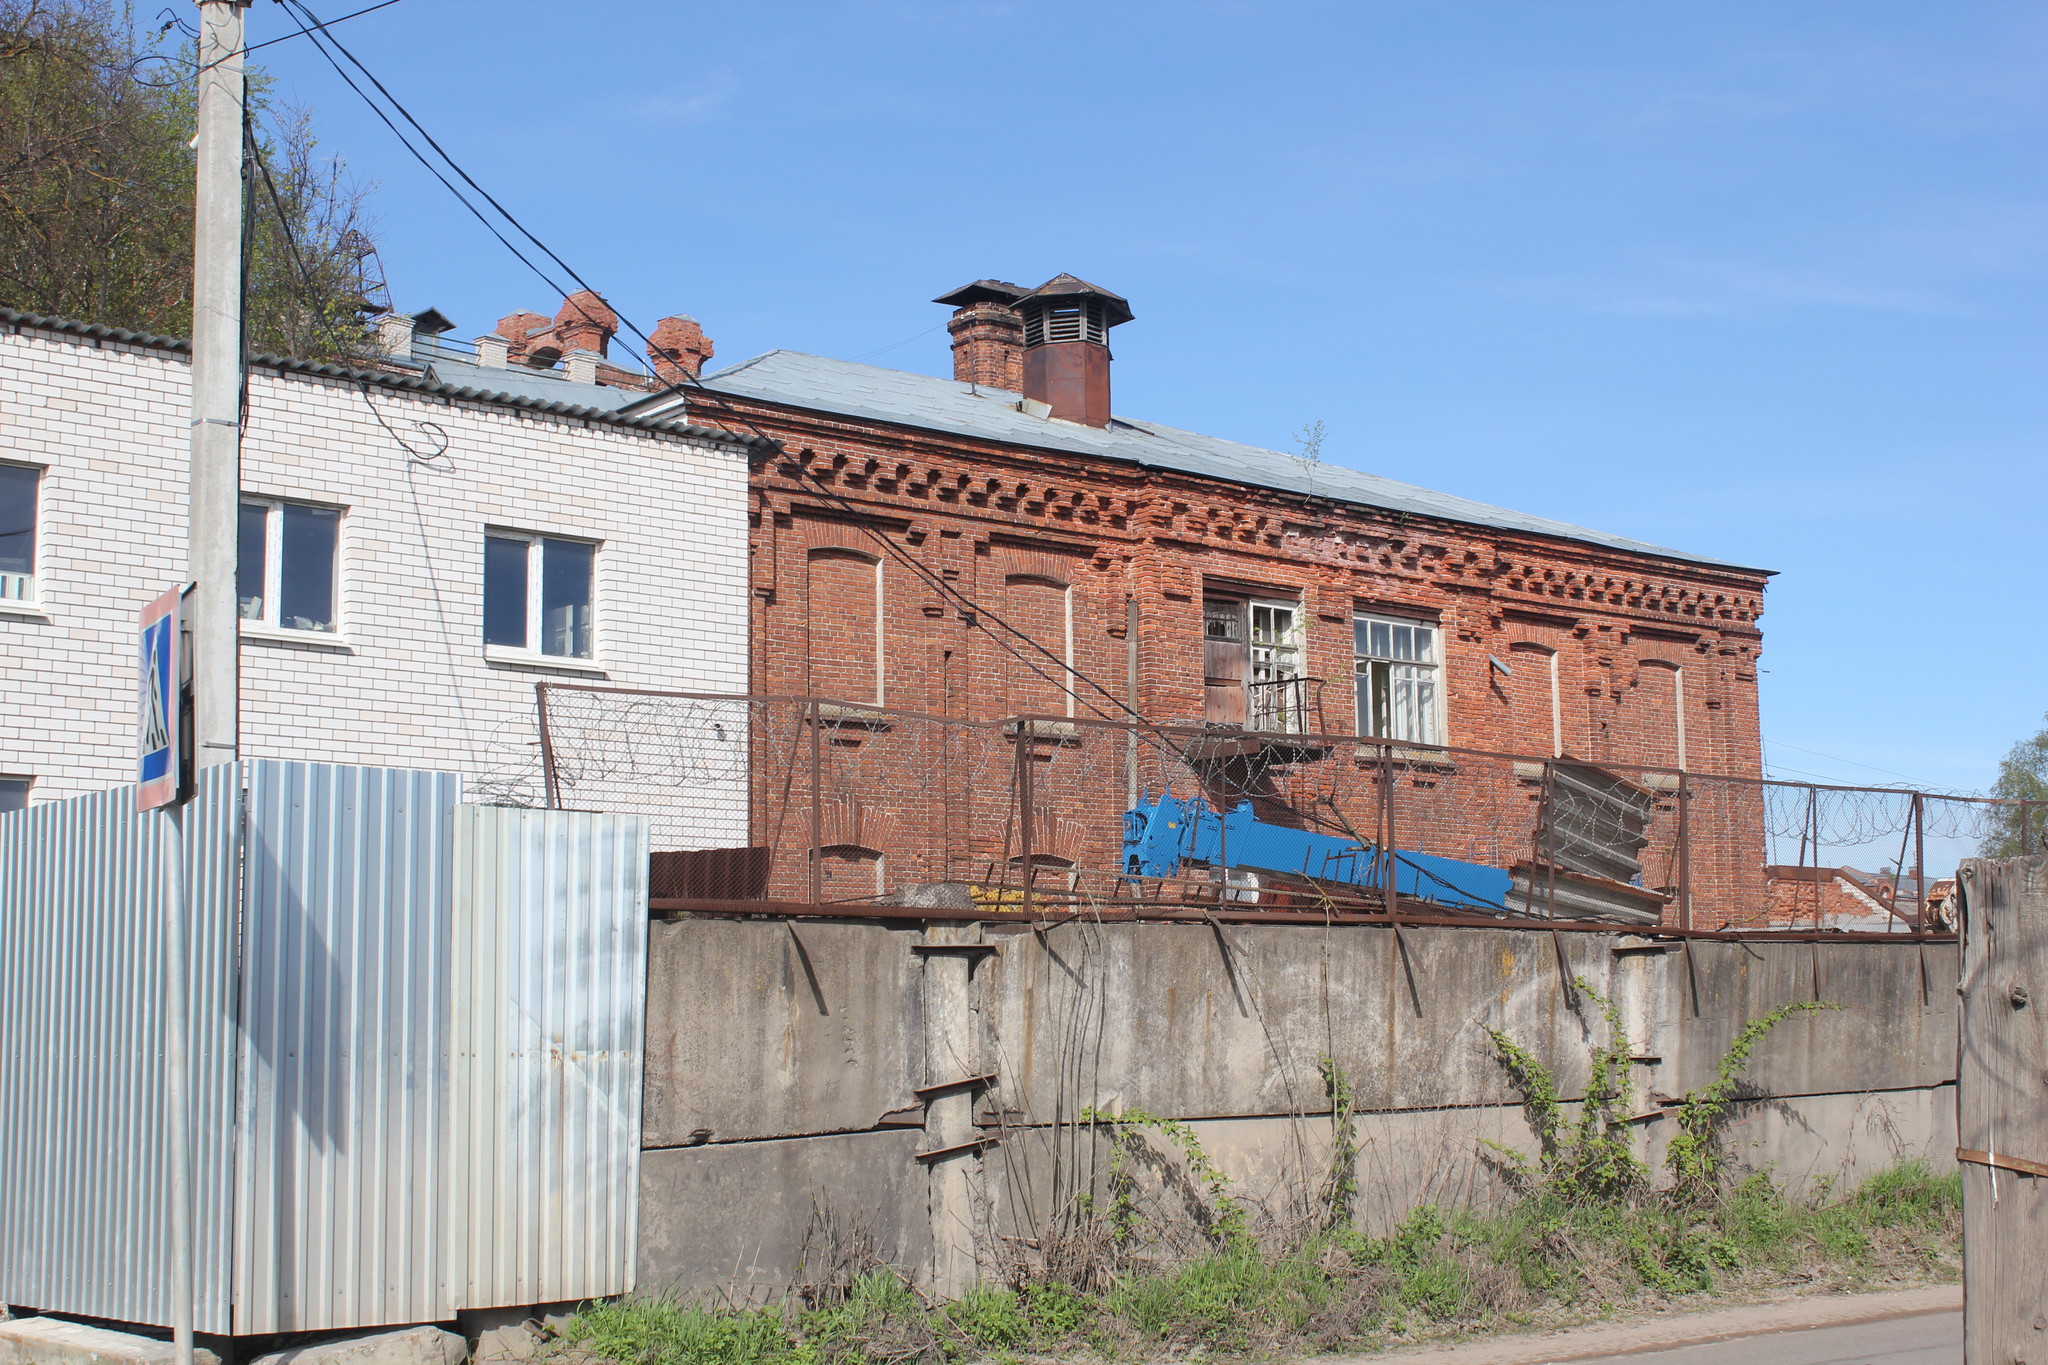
<box><xmin>1354</xmin><ymin>612</ymin><xmax>1441</xmax><ymax>743</ymax></box>
<box><xmin>1248</xmin><ymin>601</ymin><xmax>1304</xmax><ymax>730</ymax></box>
<box><xmin>0</xmin><ymin>462</ymin><xmax>38</xmax><ymax>605</ymax></box>
<box><xmin>238</xmin><ymin>498</ymin><xmax>340</xmax><ymax>633</ymax></box>
<box><xmin>1203</xmin><ymin>595</ymin><xmax>1306</xmax><ymax>730</ymax></box>
<box><xmin>485</xmin><ymin>531</ymin><xmax>595</xmax><ymax>660</ymax></box>
<box><xmin>0</xmin><ymin>776</ymin><xmax>30</xmax><ymax>813</ymax></box>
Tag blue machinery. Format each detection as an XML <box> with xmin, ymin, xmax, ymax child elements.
<box><xmin>1121</xmin><ymin>792</ymin><xmax>1513</xmax><ymax>913</ymax></box>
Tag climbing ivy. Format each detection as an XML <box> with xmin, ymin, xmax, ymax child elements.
<box><xmin>1081</xmin><ymin>1106</ymin><xmax>1250</xmax><ymax>1250</ymax></box>
<box><xmin>1667</xmin><ymin>999</ymin><xmax>1838</xmax><ymax>1201</ymax></box>
<box><xmin>1484</xmin><ymin>977</ymin><xmax>1646</xmax><ymax>1202</ymax></box>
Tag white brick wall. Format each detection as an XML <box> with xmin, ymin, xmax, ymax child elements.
<box><xmin>0</xmin><ymin>323</ymin><xmax>751</xmax><ymax>847</ymax></box>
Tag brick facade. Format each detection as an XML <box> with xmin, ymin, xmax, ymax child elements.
<box><xmin>679</xmin><ymin>317</ymin><xmax>1774</xmax><ymax>921</ymax></box>
<box><xmin>730</xmin><ymin>407</ymin><xmax>1767</xmax><ymax>763</ymax></box>
<box><xmin>0</xmin><ymin>316</ymin><xmax>754</xmax><ymax>844</ymax></box>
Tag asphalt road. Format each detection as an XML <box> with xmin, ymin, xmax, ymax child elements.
<box><xmin>1561</xmin><ymin>1309</ymin><xmax>1961</xmax><ymax>1364</ymax></box>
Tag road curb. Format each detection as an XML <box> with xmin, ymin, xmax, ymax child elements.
<box><xmin>1307</xmin><ymin>1283</ymin><xmax>1961</xmax><ymax>1364</ymax></box>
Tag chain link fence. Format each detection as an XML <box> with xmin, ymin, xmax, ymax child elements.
<box><xmin>531</xmin><ymin>684</ymin><xmax>2023</xmax><ymax>931</ymax></box>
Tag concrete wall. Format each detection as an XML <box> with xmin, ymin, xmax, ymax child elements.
<box><xmin>635</xmin><ymin>917</ymin><xmax>1958</xmax><ymax>1296</ymax></box>
<box><xmin>0</xmin><ymin>321</ymin><xmax>750</xmax><ymax>844</ymax></box>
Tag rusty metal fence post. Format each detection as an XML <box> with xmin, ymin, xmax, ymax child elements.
<box><xmin>1380</xmin><ymin>741</ymin><xmax>1397</xmax><ymax>917</ymax></box>
<box><xmin>1808</xmin><ymin>786</ymin><xmax>1822</xmax><ymax>927</ymax></box>
<box><xmin>1538</xmin><ymin>759</ymin><xmax>1558</xmax><ymax>920</ymax></box>
<box><xmin>1018</xmin><ymin>719</ymin><xmax>1035</xmax><ymax>918</ymax></box>
<box><xmin>1913</xmin><ymin>791</ymin><xmax>1926</xmax><ymax>934</ymax></box>
<box><xmin>1677</xmin><ymin>769</ymin><xmax>1692</xmax><ymax>931</ymax></box>
<box><xmin>808</xmin><ymin>699</ymin><xmax>823</xmax><ymax>904</ymax></box>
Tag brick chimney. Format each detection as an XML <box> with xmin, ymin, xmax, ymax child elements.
<box><xmin>650</xmin><ymin>315</ymin><xmax>714</xmax><ymax>386</ymax></box>
<box><xmin>1012</xmin><ymin>274</ymin><xmax>1132</xmax><ymax>427</ymax></box>
<box><xmin>934</xmin><ymin>280</ymin><xmax>1028</xmax><ymax>390</ymax></box>
<box><xmin>554</xmin><ymin>290</ymin><xmax>618</xmax><ymax>358</ymax></box>
<box><xmin>495</xmin><ymin>310</ymin><xmax>554</xmax><ymax>367</ymax></box>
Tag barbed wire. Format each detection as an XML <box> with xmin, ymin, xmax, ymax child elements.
<box><xmin>531</xmin><ymin>687</ymin><xmax>2010</xmax><ymax>918</ymax></box>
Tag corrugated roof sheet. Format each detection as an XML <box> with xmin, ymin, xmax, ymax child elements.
<box><xmin>422</xmin><ymin>354</ymin><xmax>628</xmax><ymax>410</ymax></box>
<box><xmin>0</xmin><ymin>307</ymin><xmax>772</xmax><ymax>450</ymax></box>
<box><xmin>634</xmin><ymin>350</ymin><xmax>1767</xmax><ymax>573</ymax></box>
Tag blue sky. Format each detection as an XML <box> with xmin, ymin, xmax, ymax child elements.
<box><xmin>262</xmin><ymin>0</ymin><xmax>2047</xmax><ymax>805</ymax></box>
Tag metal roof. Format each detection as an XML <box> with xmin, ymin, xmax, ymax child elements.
<box><xmin>421</xmin><ymin>352</ymin><xmax>628</xmax><ymax>410</ymax></box>
<box><xmin>0</xmin><ymin>307</ymin><xmax>772</xmax><ymax>450</ymax></box>
<box><xmin>630</xmin><ymin>350</ymin><xmax>1768</xmax><ymax>573</ymax></box>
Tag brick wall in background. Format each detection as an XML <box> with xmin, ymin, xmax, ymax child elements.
<box><xmin>729</xmin><ymin>390</ymin><xmax>1772</xmax><ymax>922</ymax></box>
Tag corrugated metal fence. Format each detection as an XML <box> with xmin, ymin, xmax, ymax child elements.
<box><xmin>0</xmin><ymin>761</ymin><xmax>650</xmax><ymax>1336</ymax></box>
<box><xmin>453</xmin><ymin>806</ymin><xmax>648</xmax><ymax>1309</ymax></box>
<box><xmin>0</xmin><ymin>764</ymin><xmax>242</xmax><ymax>1332</ymax></box>
<box><xmin>235</xmin><ymin>761</ymin><xmax>461</xmax><ymax>1334</ymax></box>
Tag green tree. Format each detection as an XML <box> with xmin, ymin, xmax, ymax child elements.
<box><xmin>0</xmin><ymin>0</ymin><xmax>381</xmax><ymax>361</ymax></box>
<box><xmin>1981</xmin><ymin>714</ymin><xmax>2048</xmax><ymax>857</ymax></box>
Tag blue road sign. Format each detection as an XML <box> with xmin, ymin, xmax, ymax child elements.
<box><xmin>138</xmin><ymin>586</ymin><xmax>182</xmax><ymax>810</ymax></box>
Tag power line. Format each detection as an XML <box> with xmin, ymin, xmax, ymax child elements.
<box><xmin>276</xmin><ymin>0</ymin><xmax>576</xmax><ymax>302</ymax></box>
<box><xmin>207</xmin><ymin>0</ymin><xmax>404</xmax><ymax>68</ymax></box>
<box><xmin>1764</xmin><ymin>738</ymin><xmax>1939</xmax><ymax>788</ymax></box>
<box><xmin>278</xmin><ymin>0</ymin><xmax>1160</xmax><ymax>733</ymax></box>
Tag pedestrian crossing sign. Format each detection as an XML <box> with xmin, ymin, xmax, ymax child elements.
<box><xmin>138</xmin><ymin>586</ymin><xmax>182</xmax><ymax>810</ymax></box>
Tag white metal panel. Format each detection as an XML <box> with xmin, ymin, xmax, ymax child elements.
<box><xmin>452</xmin><ymin>805</ymin><xmax>650</xmax><ymax>1308</ymax></box>
<box><xmin>0</xmin><ymin>766</ymin><xmax>242</xmax><ymax>1332</ymax></box>
<box><xmin>232</xmin><ymin>760</ymin><xmax>459</xmax><ymax>1334</ymax></box>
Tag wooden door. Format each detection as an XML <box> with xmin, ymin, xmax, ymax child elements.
<box><xmin>1203</xmin><ymin>598</ymin><xmax>1247</xmax><ymax>725</ymax></box>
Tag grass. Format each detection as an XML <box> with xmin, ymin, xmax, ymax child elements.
<box><xmin>549</xmin><ymin>1162</ymin><xmax>1960</xmax><ymax>1365</ymax></box>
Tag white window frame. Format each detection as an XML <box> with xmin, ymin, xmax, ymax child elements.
<box><xmin>483</xmin><ymin>528</ymin><xmax>601</xmax><ymax>668</ymax></box>
<box><xmin>1353</xmin><ymin>610</ymin><xmax>1445</xmax><ymax>745</ymax></box>
<box><xmin>0</xmin><ymin>460</ymin><xmax>41</xmax><ymax>610</ymax></box>
<box><xmin>1246</xmin><ymin>598</ymin><xmax>1306</xmax><ymax>732</ymax></box>
<box><xmin>238</xmin><ymin>496</ymin><xmax>343</xmax><ymax>639</ymax></box>
<box><xmin>0</xmin><ymin>774</ymin><xmax>33</xmax><ymax>813</ymax></box>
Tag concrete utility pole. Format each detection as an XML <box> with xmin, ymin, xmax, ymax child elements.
<box><xmin>189</xmin><ymin>0</ymin><xmax>247</xmax><ymax>771</ymax></box>
<box><xmin>166</xmin><ymin>5</ymin><xmax>248</xmax><ymax>1362</ymax></box>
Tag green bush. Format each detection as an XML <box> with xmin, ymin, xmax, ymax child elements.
<box><xmin>552</xmin><ymin>1163</ymin><xmax>1960</xmax><ymax>1365</ymax></box>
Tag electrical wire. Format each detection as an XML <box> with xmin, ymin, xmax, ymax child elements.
<box><xmin>228</xmin><ymin>0</ymin><xmax>404</xmax><ymax>63</ymax></box>
<box><xmin>278</xmin><ymin>0</ymin><xmax>1168</xmax><ymax>737</ymax></box>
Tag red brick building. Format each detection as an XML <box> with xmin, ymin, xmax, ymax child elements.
<box><xmin>617</xmin><ymin>275</ymin><xmax>1775</xmax><ymax>919</ymax></box>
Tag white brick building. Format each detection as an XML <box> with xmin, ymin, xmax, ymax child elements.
<box><xmin>0</xmin><ymin>310</ymin><xmax>760</xmax><ymax>845</ymax></box>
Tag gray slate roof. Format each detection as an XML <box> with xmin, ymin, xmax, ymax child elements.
<box><xmin>628</xmin><ymin>350</ymin><xmax>1764</xmax><ymax>573</ymax></box>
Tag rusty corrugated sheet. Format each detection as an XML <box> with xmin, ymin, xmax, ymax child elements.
<box><xmin>451</xmin><ymin>805</ymin><xmax>650</xmax><ymax>1308</ymax></box>
<box><xmin>0</xmin><ymin>765</ymin><xmax>242</xmax><ymax>1332</ymax></box>
<box><xmin>232</xmin><ymin>759</ymin><xmax>460</xmax><ymax>1334</ymax></box>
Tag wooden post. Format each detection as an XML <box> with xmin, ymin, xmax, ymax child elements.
<box><xmin>535</xmin><ymin>683</ymin><xmax>559</xmax><ymax>810</ymax></box>
<box><xmin>1956</xmin><ymin>856</ymin><xmax>2048</xmax><ymax>1363</ymax></box>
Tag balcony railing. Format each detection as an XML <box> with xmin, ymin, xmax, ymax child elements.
<box><xmin>1247</xmin><ymin>676</ymin><xmax>1325</xmax><ymax>735</ymax></box>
